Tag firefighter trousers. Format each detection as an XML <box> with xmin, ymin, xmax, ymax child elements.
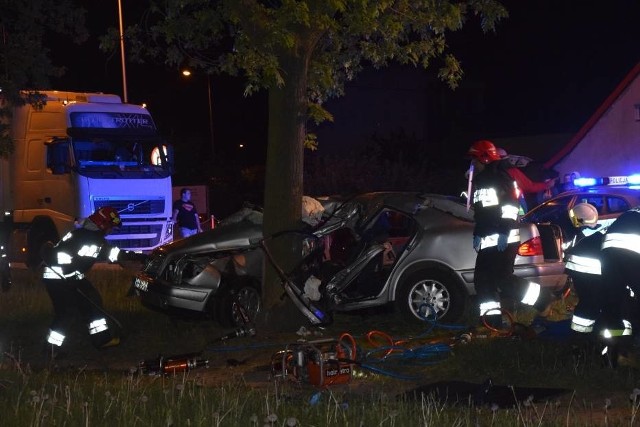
<box><xmin>474</xmin><ymin>243</ymin><xmax>550</xmax><ymax>313</ymax></box>
<box><xmin>601</xmin><ymin>247</ymin><xmax>640</xmax><ymax>330</ymax></box>
<box><xmin>43</xmin><ymin>277</ymin><xmax>116</xmax><ymax>348</ymax></box>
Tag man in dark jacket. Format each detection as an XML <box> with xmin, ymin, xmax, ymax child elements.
<box><xmin>467</xmin><ymin>140</ymin><xmax>552</xmax><ymax>331</ymax></box>
<box><xmin>41</xmin><ymin>206</ymin><xmax>146</xmax><ymax>359</ymax></box>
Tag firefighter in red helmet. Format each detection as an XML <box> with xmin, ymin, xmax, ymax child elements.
<box><xmin>40</xmin><ymin>206</ymin><xmax>147</xmax><ymax>360</ymax></box>
<box><xmin>467</xmin><ymin>140</ymin><xmax>552</xmax><ymax>331</ymax></box>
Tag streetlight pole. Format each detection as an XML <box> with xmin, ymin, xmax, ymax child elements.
<box><xmin>117</xmin><ymin>0</ymin><xmax>128</xmax><ymax>102</ymax></box>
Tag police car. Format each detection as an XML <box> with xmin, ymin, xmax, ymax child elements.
<box><xmin>521</xmin><ymin>174</ymin><xmax>640</xmax><ymax>241</ymax></box>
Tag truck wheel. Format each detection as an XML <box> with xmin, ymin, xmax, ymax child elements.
<box><xmin>216</xmin><ymin>279</ymin><xmax>261</xmax><ymax>328</ymax></box>
<box><xmin>395</xmin><ymin>268</ymin><xmax>466</xmax><ymax>324</ymax></box>
<box><xmin>26</xmin><ymin>216</ymin><xmax>59</xmax><ymax>271</ymax></box>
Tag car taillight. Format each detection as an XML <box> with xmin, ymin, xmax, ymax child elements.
<box><xmin>518</xmin><ymin>236</ymin><xmax>543</xmax><ymax>257</ymax></box>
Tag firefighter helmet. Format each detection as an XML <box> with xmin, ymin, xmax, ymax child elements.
<box><xmin>467</xmin><ymin>140</ymin><xmax>501</xmax><ymax>164</ymax></box>
<box><xmin>569</xmin><ymin>202</ymin><xmax>598</xmax><ymax>229</ymax></box>
<box><xmin>88</xmin><ymin>207</ymin><xmax>122</xmax><ymax>232</ymax></box>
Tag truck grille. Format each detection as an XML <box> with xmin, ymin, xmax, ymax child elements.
<box><xmin>94</xmin><ymin>199</ymin><xmax>166</xmax><ymax>215</ymax></box>
<box><xmin>107</xmin><ymin>224</ymin><xmax>164</xmax><ymax>249</ymax></box>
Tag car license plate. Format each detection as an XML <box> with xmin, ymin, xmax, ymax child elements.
<box><xmin>134</xmin><ymin>277</ymin><xmax>149</xmax><ymax>292</ymax></box>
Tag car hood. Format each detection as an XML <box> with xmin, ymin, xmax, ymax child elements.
<box><xmin>157</xmin><ymin>220</ymin><xmax>264</xmax><ymax>257</ymax></box>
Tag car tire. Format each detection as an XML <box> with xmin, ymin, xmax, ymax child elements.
<box><xmin>395</xmin><ymin>268</ymin><xmax>466</xmax><ymax>324</ymax></box>
<box><xmin>216</xmin><ymin>279</ymin><xmax>262</xmax><ymax>328</ymax></box>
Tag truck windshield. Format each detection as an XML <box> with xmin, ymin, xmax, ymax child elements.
<box><xmin>71</xmin><ymin>134</ymin><xmax>171</xmax><ymax>177</ymax></box>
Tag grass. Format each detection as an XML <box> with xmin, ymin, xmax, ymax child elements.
<box><xmin>2</xmin><ymin>265</ymin><xmax>640</xmax><ymax>425</ymax></box>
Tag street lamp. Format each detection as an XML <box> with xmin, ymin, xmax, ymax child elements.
<box><xmin>182</xmin><ymin>69</ymin><xmax>215</xmax><ymax>158</ymax></box>
<box><xmin>117</xmin><ymin>0</ymin><xmax>128</xmax><ymax>102</ymax></box>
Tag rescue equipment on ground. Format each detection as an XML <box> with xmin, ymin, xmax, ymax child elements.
<box><xmin>135</xmin><ymin>352</ymin><xmax>209</xmax><ymax>376</ymax></box>
<box><xmin>216</xmin><ymin>323</ymin><xmax>256</xmax><ymax>342</ymax></box>
<box><xmin>215</xmin><ymin>300</ymin><xmax>257</xmax><ymax>342</ymax></box>
<box><xmin>271</xmin><ymin>337</ymin><xmax>355</xmax><ymax>387</ymax></box>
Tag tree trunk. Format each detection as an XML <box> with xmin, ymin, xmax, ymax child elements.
<box><xmin>257</xmin><ymin>54</ymin><xmax>309</xmax><ymax>331</ymax></box>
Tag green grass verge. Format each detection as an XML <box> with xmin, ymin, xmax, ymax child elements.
<box><xmin>2</xmin><ymin>266</ymin><xmax>640</xmax><ymax>425</ymax></box>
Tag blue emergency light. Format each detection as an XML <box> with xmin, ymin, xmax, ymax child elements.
<box><xmin>573</xmin><ymin>177</ymin><xmax>600</xmax><ymax>187</ymax></box>
<box><xmin>573</xmin><ymin>174</ymin><xmax>640</xmax><ymax>188</ymax></box>
<box><xmin>627</xmin><ymin>174</ymin><xmax>640</xmax><ymax>185</ymax></box>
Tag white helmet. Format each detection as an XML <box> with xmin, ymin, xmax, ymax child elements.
<box><xmin>569</xmin><ymin>202</ymin><xmax>598</xmax><ymax>228</ymax></box>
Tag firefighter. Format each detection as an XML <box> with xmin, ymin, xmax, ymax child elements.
<box><xmin>496</xmin><ymin>147</ymin><xmax>556</xmax><ymax>213</ymax></box>
<box><xmin>564</xmin><ymin>202</ymin><xmax>599</xmax><ymax>250</ymax></box>
<box><xmin>600</xmin><ymin>207</ymin><xmax>640</xmax><ymax>342</ymax></box>
<box><xmin>467</xmin><ymin>140</ymin><xmax>552</xmax><ymax>330</ymax></box>
<box><xmin>40</xmin><ymin>206</ymin><xmax>146</xmax><ymax>359</ymax></box>
<box><xmin>564</xmin><ymin>204</ymin><xmax>611</xmax><ymax>336</ymax></box>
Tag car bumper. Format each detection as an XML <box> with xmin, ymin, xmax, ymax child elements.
<box><xmin>460</xmin><ymin>261</ymin><xmax>567</xmax><ymax>293</ymax></box>
<box><xmin>514</xmin><ymin>263</ymin><xmax>567</xmax><ymax>290</ymax></box>
<box><xmin>133</xmin><ymin>273</ymin><xmax>213</xmax><ymax>312</ymax></box>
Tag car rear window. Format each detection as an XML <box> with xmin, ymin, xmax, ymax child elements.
<box><xmin>606</xmin><ymin>196</ymin><xmax>630</xmax><ymax>214</ymax></box>
<box><xmin>576</xmin><ymin>195</ymin><xmax>605</xmax><ymax>214</ymax></box>
<box><xmin>525</xmin><ymin>197</ymin><xmax>573</xmax><ymax>223</ymax></box>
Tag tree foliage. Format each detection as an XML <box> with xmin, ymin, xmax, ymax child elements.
<box><xmin>0</xmin><ymin>0</ymin><xmax>87</xmax><ymax>157</ymax></box>
<box><xmin>117</xmin><ymin>0</ymin><xmax>507</xmax><ymax>115</ymax></box>
<box><xmin>116</xmin><ymin>0</ymin><xmax>508</xmax><ymax>318</ymax></box>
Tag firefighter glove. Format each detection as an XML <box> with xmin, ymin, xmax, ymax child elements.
<box><xmin>497</xmin><ymin>233</ymin><xmax>508</xmax><ymax>251</ymax></box>
<box><xmin>473</xmin><ymin>235</ymin><xmax>482</xmax><ymax>252</ymax></box>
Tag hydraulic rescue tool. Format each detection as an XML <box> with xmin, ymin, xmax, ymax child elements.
<box><xmin>133</xmin><ymin>299</ymin><xmax>255</xmax><ymax>376</ymax></box>
<box><xmin>271</xmin><ymin>338</ymin><xmax>355</xmax><ymax>387</ymax></box>
<box><xmin>135</xmin><ymin>353</ymin><xmax>209</xmax><ymax>376</ymax></box>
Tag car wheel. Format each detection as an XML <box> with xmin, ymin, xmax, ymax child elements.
<box><xmin>216</xmin><ymin>279</ymin><xmax>262</xmax><ymax>328</ymax></box>
<box><xmin>395</xmin><ymin>269</ymin><xmax>466</xmax><ymax>324</ymax></box>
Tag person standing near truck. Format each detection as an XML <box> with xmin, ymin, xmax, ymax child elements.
<box><xmin>172</xmin><ymin>188</ymin><xmax>202</xmax><ymax>239</ymax></box>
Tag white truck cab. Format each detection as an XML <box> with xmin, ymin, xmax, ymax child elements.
<box><xmin>1</xmin><ymin>90</ymin><xmax>174</xmax><ymax>267</ymax></box>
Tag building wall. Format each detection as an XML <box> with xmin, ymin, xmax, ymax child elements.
<box><xmin>554</xmin><ymin>78</ymin><xmax>640</xmax><ymax>179</ymax></box>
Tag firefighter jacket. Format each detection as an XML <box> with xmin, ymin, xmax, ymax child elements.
<box><xmin>565</xmin><ymin>229</ymin><xmax>604</xmax><ymax>277</ymax></box>
<box><xmin>472</xmin><ymin>161</ymin><xmax>521</xmax><ymax>240</ymax></box>
<box><xmin>602</xmin><ymin>207</ymin><xmax>640</xmax><ymax>255</ymax></box>
<box><xmin>42</xmin><ymin>227</ymin><xmax>139</xmax><ymax>280</ymax></box>
<box><xmin>564</xmin><ymin>230</ymin><xmax>604</xmax><ymax>334</ymax></box>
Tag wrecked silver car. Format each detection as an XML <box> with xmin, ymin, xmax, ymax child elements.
<box><xmin>133</xmin><ymin>193</ymin><xmax>567</xmax><ymax>326</ymax></box>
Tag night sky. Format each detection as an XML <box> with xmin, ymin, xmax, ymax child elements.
<box><xmin>50</xmin><ymin>1</ymin><xmax>640</xmax><ymax>178</ymax></box>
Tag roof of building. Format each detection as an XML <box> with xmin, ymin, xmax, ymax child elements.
<box><xmin>544</xmin><ymin>62</ymin><xmax>640</xmax><ymax>169</ymax></box>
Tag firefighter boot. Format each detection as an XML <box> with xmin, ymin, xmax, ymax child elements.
<box><xmin>90</xmin><ymin>329</ymin><xmax>121</xmax><ymax>349</ymax></box>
